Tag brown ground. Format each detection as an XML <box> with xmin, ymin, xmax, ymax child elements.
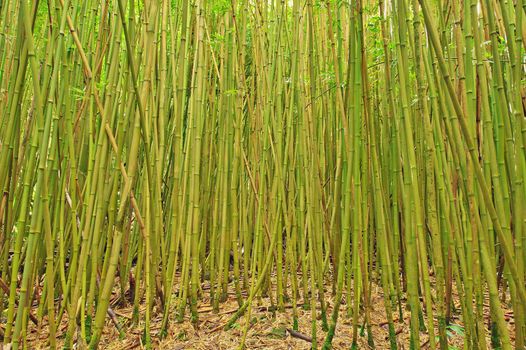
<box><xmin>21</xmin><ymin>278</ymin><xmax>516</xmax><ymax>349</ymax></box>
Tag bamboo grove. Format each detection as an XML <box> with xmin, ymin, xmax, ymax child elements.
<box><xmin>0</xmin><ymin>0</ymin><xmax>525</xmax><ymax>348</ymax></box>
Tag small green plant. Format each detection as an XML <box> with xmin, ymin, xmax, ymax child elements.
<box><xmin>435</xmin><ymin>323</ymin><xmax>465</xmax><ymax>350</ymax></box>
<box><xmin>268</xmin><ymin>326</ymin><xmax>287</xmax><ymax>339</ymax></box>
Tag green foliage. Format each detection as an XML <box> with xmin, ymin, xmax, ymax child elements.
<box><xmin>434</xmin><ymin>323</ymin><xmax>465</xmax><ymax>350</ymax></box>
<box><xmin>176</xmin><ymin>330</ymin><xmax>187</xmax><ymax>340</ymax></box>
<box><xmin>268</xmin><ymin>326</ymin><xmax>287</xmax><ymax>339</ymax></box>
<box><xmin>211</xmin><ymin>0</ymin><xmax>230</xmax><ymax>16</ymax></box>
<box><xmin>321</xmin><ymin>70</ymin><xmax>336</xmax><ymax>89</ymax></box>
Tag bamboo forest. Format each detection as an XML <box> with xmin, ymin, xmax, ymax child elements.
<box><xmin>0</xmin><ymin>0</ymin><xmax>525</xmax><ymax>348</ymax></box>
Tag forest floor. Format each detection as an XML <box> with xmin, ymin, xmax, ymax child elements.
<box><xmin>23</xmin><ymin>277</ymin><xmax>516</xmax><ymax>349</ymax></box>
